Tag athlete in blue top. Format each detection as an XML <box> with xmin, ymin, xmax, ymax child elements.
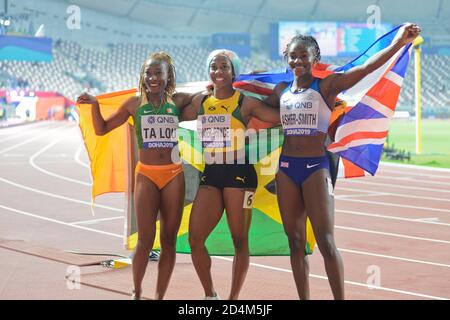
<box><xmin>263</xmin><ymin>24</ymin><xmax>421</xmax><ymax>299</ymax></box>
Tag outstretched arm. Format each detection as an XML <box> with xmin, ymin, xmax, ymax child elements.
<box><xmin>240</xmin><ymin>81</ymin><xmax>291</xmax><ymax>124</ymax></box>
<box><xmin>322</xmin><ymin>24</ymin><xmax>421</xmax><ymax>96</ymax></box>
<box><xmin>263</xmin><ymin>81</ymin><xmax>289</xmax><ymax>109</ymax></box>
<box><xmin>241</xmin><ymin>96</ymin><xmax>280</xmax><ymax>124</ymax></box>
<box><xmin>179</xmin><ymin>93</ymin><xmax>204</xmax><ymax>122</ymax></box>
<box><xmin>77</xmin><ymin>93</ymin><xmax>136</xmax><ymax>136</ymax></box>
<box><xmin>173</xmin><ymin>91</ymin><xmax>203</xmax><ymax>110</ymax></box>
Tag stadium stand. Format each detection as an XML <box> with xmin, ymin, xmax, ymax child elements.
<box><xmin>1</xmin><ymin>0</ymin><xmax>448</xmax><ymax>116</ymax></box>
<box><xmin>1</xmin><ymin>40</ymin><xmax>449</xmax><ymax>116</ymax></box>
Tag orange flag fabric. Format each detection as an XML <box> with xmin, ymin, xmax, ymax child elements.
<box><xmin>76</xmin><ymin>89</ymin><xmax>137</xmax><ymax>200</ymax></box>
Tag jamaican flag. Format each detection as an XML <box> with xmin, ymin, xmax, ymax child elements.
<box><xmin>168</xmin><ymin>126</ymin><xmax>316</xmax><ymax>256</ymax></box>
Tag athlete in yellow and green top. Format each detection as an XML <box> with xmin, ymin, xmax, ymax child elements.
<box><xmin>77</xmin><ymin>52</ymin><xmax>198</xmax><ymax>300</ymax></box>
<box><xmin>181</xmin><ymin>49</ymin><xmax>280</xmax><ymax>300</ymax></box>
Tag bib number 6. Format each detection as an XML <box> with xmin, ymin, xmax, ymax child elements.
<box><xmin>243</xmin><ymin>191</ymin><xmax>255</xmax><ymax>209</ymax></box>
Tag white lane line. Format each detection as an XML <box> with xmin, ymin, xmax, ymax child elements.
<box><xmin>0</xmin><ymin>124</ymin><xmax>63</xmax><ymax>155</ymax></box>
<box><xmin>72</xmin><ymin>216</ymin><xmax>124</xmax><ymax>225</ymax></box>
<box><xmin>0</xmin><ymin>121</ymin><xmax>51</xmax><ymax>136</ymax></box>
<box><xmin>0</xmin><ymin>177</ymin><xmax>122</xmax><ymax>212</ymax></box>
<box><xmin>339</xmin><ymin>179</ymin><xmax>450</xmax><ymax>194</ymax></box>
<box><xmin>0</xmin><ymin>160</ymin><xmax>78</xmax><ymax>166</ymax></box>
<box><xmin>2</xmin><ymin>201</ymin><xmax>449</xmax><ymax>297</ymax></box>
<box><xmin>373</xmin><ymin>175</ymin><xmax>450</xmax><ymax>187</ymax></box>
<box><xmin>337</xmin><ymin>247</ymin><xmax>450</xmax><ymax>268</ymax></box>
<box><xmin>0</xmin><ymin>131</ymin><xmax>32</xmax><ymax>142</ymax></box>
<box><xmin>3</xmin><ymin>175</ymin><xmax>450</xmax><ymax>244</ymax></box>
<box><xmin>378</xmin><ymin>169</ymin><xmax>450</xmax><ymax>180</ymax></box>
<box><xmin>0</xmin><ymin>131</ymin><xmax>32</xmax><ymax>143</ymax></box>
<box><xmin>3</xmin><ymin>123</ymin><xmax>450</xmax><ymax>246</ymax></box>
<box><xmin>414</xmin><ymin>217</ymin><xmax>440</xmax><ymax>223</ymax></box>
<box><xmin>336</xmin><ymin>209</ymin><xmax>450</xmax><ymax>227</ymax></box>
<box><xmin>0</xmin><ymin>204</ymin><xmax>122</xmax><ymax>239</ymax></box>
<box><xmin>336</xmin><ymin>193</ymin><xmax>390</xmax><ymax>199</ymax></box>
<box><xmin>214</xmin><ymin>257</ymin><xmax>448</xmax><ymax>300</ymax></box>
<box><xmin>38</xmin><ymin>154</ymin><xmax>68</xmax><ymax>158</ymax></box>
<box><xmin>337</xmin><ymin>186</ymin><xmax>450</xmax><ymax>203</ymax></box>
<box><xmin>380</xmin><ymin>162</ymin><xmax>450</xmax><ymax>173</ymax></box>
<box><xmin>337</xmin><ymin>198</ymin><xmax>450</xmax><ymax>214</ymax></box>
<box><xmin>336</xmin><ymin>225</ymin><xmax>450</xmax><ymax>244</ymax></box>
<box><xmin>0</xmin><ymin>123</ymin><xmax>53</xmax><ymax>142</ymax></box>
<box><xmin>74</xmin><ymin>144</ymin><xmax>90</xmax><ymax>169</ymax></box>
<box><xmin>2</xmin><ymin>154</ymin><xmax>25</xmax><ymax>157</ymax></box>
<box><xmin>29</xmin><ymin>137</ymin><xmax>92</xmax><ymax>186</ymax></box>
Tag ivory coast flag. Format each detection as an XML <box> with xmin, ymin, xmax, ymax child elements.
<box><xmin>76</xmin><ymin>87</ymin><xmax>317</xmax><ymax>256</ymax></box>
<box><xmin>76</xmin><ymin>89</ymin><xmax>137</xmax><ymax>199</ymax></box>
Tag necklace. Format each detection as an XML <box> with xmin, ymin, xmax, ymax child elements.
<box><xmin>293</xmin><ymin>76</ymin><xmax>314</xmax><ymax>93</ymax></box>
<box><xmin>147</xmin><ymin>95</ymin><xmax>165</xmax><ymax>113</ymax></box>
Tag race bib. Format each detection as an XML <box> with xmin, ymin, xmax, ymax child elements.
<box><xmin>243</xmin><ymin>191</ymin><xmax>255</xmax><ymax>209</ymax></box>
<box><xmin>281</xmin><ymin>100</ymin><xmax>319</xmax><ymax>136</ymax></box>
<box><xmin>197</xmin><ymin>114</ymin><xmax>231</xmax><ymax>148</ymax></box>
<box><xmin>141</xmin><ymin>115</ymin><xmax>178</xmax><ymax>148</ymax></box>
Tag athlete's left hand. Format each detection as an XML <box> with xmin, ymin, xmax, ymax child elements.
<box><xmin>398</xmin><ymin>24</ymin><xmax>421</xmax><ymax>45</ymax></box>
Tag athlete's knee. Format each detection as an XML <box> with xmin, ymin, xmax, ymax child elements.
<box><xmin>317</xmin><ymin>234</ymin><xmax>338</xmax><ymax>259</ymax></box>
<box><xmin>136</xmin><ymin>238</ymin><xmax>154</xmax><ymax>253</ymax></box>
<box><xmin>231</xmin><ymin>235</ymin><xmax>249</xmax><ymax>253</ymax></box>
<box><xmin>188</xmin><ymin>232</ymin><xmax>206</xmax><ymax>252</ymax></box>
<box><xmin>286</xmin><ymin>233</ymin><xmax>306</xmax><ymax>255</ymax></box>
<box><xmin>159</xmin><ymin>233</ymin><xmax>177</xmax><ymax>251</ymax></box>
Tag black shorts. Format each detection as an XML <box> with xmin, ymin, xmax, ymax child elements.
<box><xmin>200</xmin><ymin>163</ymin><xmax>258</xmax><ymax>189</ymax></box>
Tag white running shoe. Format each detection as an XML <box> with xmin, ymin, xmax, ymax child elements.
<box><xmin>203</xmin><ymin>293</ymin><xmax>220</xmax><ymax>300</ymax></box>
<box><xmin>131</xmin><ymin>290</ymin><xmax>141</xmax><ymax>300</ymax></box>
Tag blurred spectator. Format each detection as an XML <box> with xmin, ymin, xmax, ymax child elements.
<box><xmin>0</xmin><ymin>106</ymin><xmax>6</xmax><ymax>121</ymax></box>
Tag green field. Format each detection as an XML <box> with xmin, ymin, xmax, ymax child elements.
<box><xmin>384</xmin><ymin>119</ymin><xmax>450</xmax><ymax>168</ymax></box>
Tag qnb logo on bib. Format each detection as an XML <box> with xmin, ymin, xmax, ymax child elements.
<box><xmin>146</xmin><ymin>115</ymin><xmax>176</xmax><ymax>125</ymax></box>
<box><xmin>197</xmin><ymin>115</ymin><xmax>231</xmax><ymax>148</ymax></box>
<box><xmin>285</xmin><ymin>101</ymin><xmax>314</xmax><ymax>110</ymax></box>
<box><xmin>142</xmin><ymin>115</ymin><xmax>178</xmax><ymax>148</ymax></box>
<box><xmin>201</xmin><ymin>115</ymin><xmax>228</xmax><ymax>124</ymax></box>
<box><xmin>281</xmin><ymin>100</ymin><xmax>319</xmax><ymax>136</ymax></box>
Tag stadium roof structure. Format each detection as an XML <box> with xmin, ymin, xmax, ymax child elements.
<box><xmin>57</xmin><ymin>0</ymin><xmax>449</xmax><ymax>34</ymax></box>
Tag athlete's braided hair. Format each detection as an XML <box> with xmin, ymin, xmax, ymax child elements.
<box><xmin>283</xmin><ymin>35</ymin><xmax>321</xmax><ymax>63</ymax></box>
<box><xmin>138</xmin><ymin>51</ymin><xmax>176</xmax><ymax>104</ymax></box>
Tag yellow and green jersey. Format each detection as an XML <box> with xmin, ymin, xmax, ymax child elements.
<box><xmin>135</xmin><ymin>100</ymin><xmax>180</xmax><ymax>149</ymax></box>
<box><xmin>196</xmin><ymin>90</ymin><xmax>246</xmax><ymax>153</ymax></box>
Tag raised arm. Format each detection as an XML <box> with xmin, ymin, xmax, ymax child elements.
<box><xmin>77</xmin><ymin>93</ymin><xmax>137</xmax><ymax>136</ymax></box>
<box><xmin>322</xmin><ymin>24</ymin><xmax>421</xmax><ymax>96</ymax></box>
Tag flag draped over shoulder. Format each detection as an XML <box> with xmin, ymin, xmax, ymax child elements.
<box><xmin>237</xmin><ymin>24</ymin><xmax>412</xmax><ymax>177</ymax></box>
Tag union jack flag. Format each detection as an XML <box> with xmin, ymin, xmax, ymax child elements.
<box><xmin>234</xmin><ymin>24</ymin><xmax>412</xmax><ymax>178</ymax></box>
